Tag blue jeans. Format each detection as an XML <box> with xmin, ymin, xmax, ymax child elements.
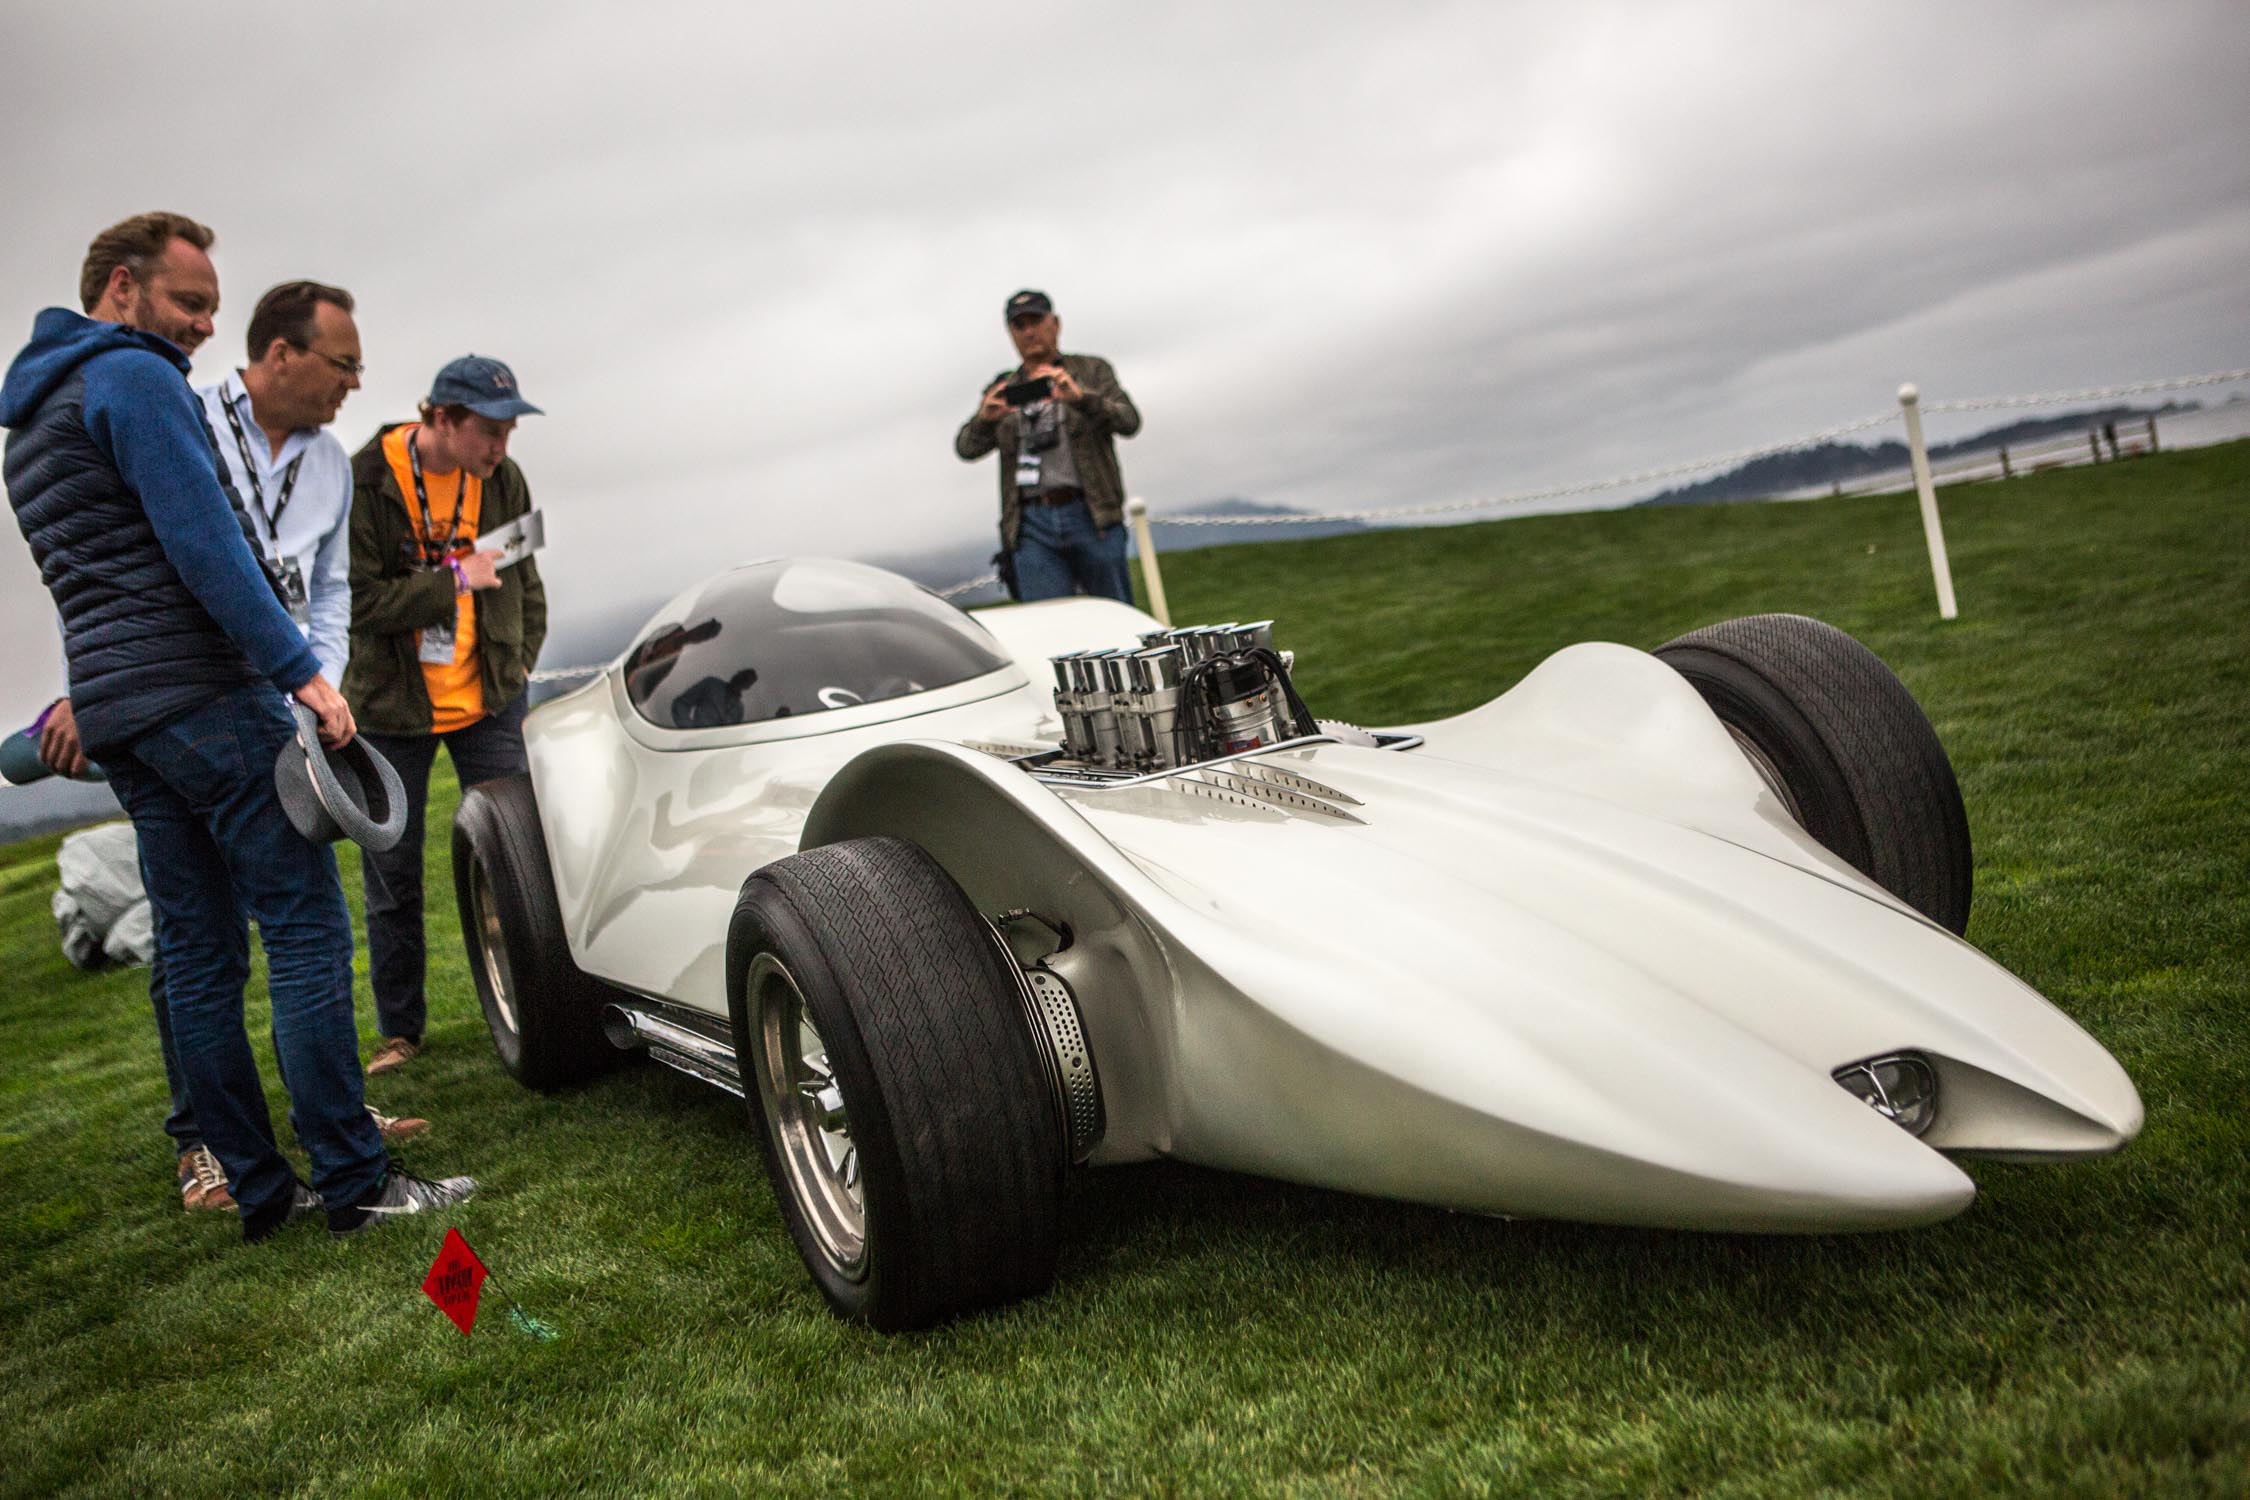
<box><xmin>1015</xmin><ymin>496</ymin><xmax>1133</xmax><ymax>603</ymax></box>
<box><xmin>360</xmin><ymin>697</ymin><xmax>529</xmax><ymax>1044</ymax></box>
<box><xmin>106</xmin><ymin>686</ymin><xmax>386</xmax><ymax>1219</ymax></box>
<box><xmin>147</xmin><ymin>944</ymin><xmax>198</xmax><ymax>1154</ymax></box>
<box><xmin>149</xmin><ymin>938</ymin><xmax>299</xmax><ymax>1155</ymax></box>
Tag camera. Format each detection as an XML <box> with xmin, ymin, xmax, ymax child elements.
<box><xmin>1001</xmin><ymin>376</ymin><xmax>1054</xmax><ymax>408</ymax></box>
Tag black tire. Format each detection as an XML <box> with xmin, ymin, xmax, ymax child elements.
<box><xmin>727</xmin><ymin>836</ymin><xmax>1062</xmax><ymax>1332</ymax></box>
<box><xmin>451</xmin><ymin>773</ymin><xmax>621</xmax><ymax>1089</ymax></box>
<box><xmin>1654</xmin><ymin>614</ymin><xmax>1973</xmax><ymax>935</ymax></box>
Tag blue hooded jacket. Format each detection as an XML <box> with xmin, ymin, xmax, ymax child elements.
<box><xmin>3</xmin><ymin>308</ymin><xmax>318</xmax><ymax>756</ymax></box>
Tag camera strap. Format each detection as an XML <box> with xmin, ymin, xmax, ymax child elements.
<box><xmin>189</xmin><ymin>398</ymin><xmax>295</xmax><ymax>613</ymax></box>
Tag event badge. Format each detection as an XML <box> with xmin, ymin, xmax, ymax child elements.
<box><xmin>1015</xmin><ymin>450</ymin><xmax>1043</xmax><ymax>491</ymax></box>
<box><xmin>273</xmin><ymin>554</ymin><xmax>312</xmax><ymax>627</ymax></box>
<box><xmin>419</xmin><ymin>602</ymin><xmax>460</xmax><ymax>665</ymax></box>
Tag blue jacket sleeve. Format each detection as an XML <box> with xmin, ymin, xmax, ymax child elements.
<box><xmin>82</xmin><ymin>352</ymin><xmax>322</xmax><ymax>694</ymax></box>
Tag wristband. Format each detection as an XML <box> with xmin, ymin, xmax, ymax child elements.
<box><xmin>446</xmin><ymin>555</ymin><xmax>468</xmax><ymax>593</ymax></box>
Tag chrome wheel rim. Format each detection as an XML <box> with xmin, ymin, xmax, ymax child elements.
<box><xmin>471</xmin><ymin>860</ymin><xmax>520</xmax><ymax>1036</ymax></box>
<box><xmin>749</xmin><ymin>953</ymin><xmax>866</xmax><ymax>1280</ymax></box>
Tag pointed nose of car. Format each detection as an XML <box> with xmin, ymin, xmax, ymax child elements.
<box><xmin>1074</xmin><ymin>744</ymin><xmax>2138</xmax><ymax>1232</ymax></box>
<box><xmin>1154</xmin><ymin>907</ymin><xmax>1983</xmax><ymax>1232</ymax></box>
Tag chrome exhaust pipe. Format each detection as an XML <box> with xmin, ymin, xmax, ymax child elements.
<box><xmin>602</xmin><ymin>1002</ymin><xmax>745</xmax><ymax>1098</ymax></box>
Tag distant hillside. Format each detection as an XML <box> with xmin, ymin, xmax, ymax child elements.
<box><xmin>863</xmin><ymin>498</ymin><xmax>1365</xmax><ymax>605</ymax></box>
<box><xmin>1638</xmin><ymin>401</ymin><xmax>2198</xmax><ymax>507</ymax></box>
<box><xmin>861</xmin><ymin>537</ymin><xmax>1008</xmax><ymax>599</ymax></box>
<box><xmin>1144</xmin><ymin>497</ymin><xmax>1369</xmax><ymax>552</ymax></box>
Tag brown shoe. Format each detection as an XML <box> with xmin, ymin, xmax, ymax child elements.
<box><xmin>366</xmin><ymin>1036</ymin><xmax>422</xmax><ymax>1076</ymax></box>
<box><xmin>178</xmin><ymin>1144</ymin><xmax>236</xmax><ymax>1213</ymax></box>
<box><xmin>368</xmin><ymin>1106</ymin><xmax>430</xmax><ymax>1144</ymax></box>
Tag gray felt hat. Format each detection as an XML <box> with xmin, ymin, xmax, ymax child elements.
<box><xmin>274</xmin><ymin>703</ymin><xmax>407</xmax><ymax>852</ymax></box>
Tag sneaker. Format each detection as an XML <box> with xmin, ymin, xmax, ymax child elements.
<box><xmin>177</xmin><ymin>1144</ymin><xmax>236</xmax><ymax>1213</ymax></box>
<box><xmin>369</xmin><ymin>1105</ymin><xmax>430</xmax><ymax>1144</ymax></box>
<box><xmin>328</xmin><ymin>1169</ymin><xmax>478</xmax><ymax>1237</ymax></box>
<box><xmin>366</xmin><ymin>1036</ymin><xmax>422</xmax><ymax>1076</ymax></box>
<box><xmin>243</xmin><ymin>1180</ymin><xmax>323</xmax><ymax>1244</ymax></box>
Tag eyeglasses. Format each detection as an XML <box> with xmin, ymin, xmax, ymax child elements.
<box><xmin>288</xmin><ymin>341</ymin><xmax>365</xmax><ymax>378</ymax></box>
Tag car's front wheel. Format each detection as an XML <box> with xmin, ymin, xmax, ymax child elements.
<box><xmin>727</xmin><ymin>836</ymin><xmax>1063</xmax><ymax>1332</ymax></box>
<box><xmin>1655</xmin><ymin>613</ymin><xmax>1973</xmax><ymax>934</ymax></box>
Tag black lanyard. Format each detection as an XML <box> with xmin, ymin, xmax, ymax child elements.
<box><xmin>217</xmin><ymin>384</ymin><xmax>303</xmax><ymax>544</ymax></box>
<box><xmin>407</xmin><ymin>431</ymin><xmax>470</xmax><ymax>567</ymax></box>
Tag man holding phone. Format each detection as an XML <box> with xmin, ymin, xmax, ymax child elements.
<box><xmin>343</xmin><ymin>356</ymin><xmax>546</xmax><ymax>1080</ymax></box>
<box><xmin>954</xmin><ymin>290</ymin><xmax>1141</xmax><ymax>603</ymax></box>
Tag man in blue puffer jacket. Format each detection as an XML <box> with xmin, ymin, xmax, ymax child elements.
<box><xmin>2</xmin><ymin>212</ymin><xmax>473</xmax><ymax>1240</ymax></box>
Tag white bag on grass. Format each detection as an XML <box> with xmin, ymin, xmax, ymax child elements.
<box><xmin>103</xmin><ymin>898</ymin><xmax>156</xmax><ymax>966</ymax></box>
<box><xmin>51</xmin><ymin>820</ymin><xmax>152</xmax><ymax>970</ymax></box>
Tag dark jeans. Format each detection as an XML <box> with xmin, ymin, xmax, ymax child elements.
<box><xmin>105</xmin><ymin>685</ymin><xmax>387</xmax><ymax>1218</ymax></box>
<box><xmin>146</xmin><ymin>923</ymin><xmax>196</xmax><ymax>1152</ymax></box>
<box><xmin>361</xmin><ymin>697</ymin><xmax>528</xmax><ymax>1044</ymax></box>
<box><xmin>148</xmin><ymin>951</ymin><xmax>198</xmax><ymax>1154</ymax></box>
<box><xmin>1015</xmin><ymin>496</ymin><xmax>1133</xmax><ymax>603</ymax></box>
<box><xmin>149</xmin><ymin>941</ymin><xmax>298</xmax><ymax>1156</ymax></box>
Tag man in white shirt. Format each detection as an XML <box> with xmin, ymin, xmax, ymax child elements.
<box><xmin>154</xmin><ymin>279</ymin><xmax>428</xmax><ymax>1212</ymax></box>
<box><xmin>198</xmin><ymin>280</ymin><xmax>361</xmax><ymax>682</ymax></box>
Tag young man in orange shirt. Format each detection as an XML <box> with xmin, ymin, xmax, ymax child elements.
<box><xmin>342</xmin><ymin>356</ymin><xmax>547</xmax><ymax>1076</ymax></box>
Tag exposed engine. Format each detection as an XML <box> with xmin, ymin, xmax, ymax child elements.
<box><xmin>1050</xmin><ymin>622</ymin><xmax>1322</xmax><ymax>775</ymax></box>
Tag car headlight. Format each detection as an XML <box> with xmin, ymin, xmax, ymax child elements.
<box><xmin>1833</xmin><ymin>1052</ymin><xmax>1938</xmax><ymax>1136</ymax></box>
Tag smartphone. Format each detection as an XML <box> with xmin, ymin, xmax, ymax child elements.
<box><xmin>1001</xmin><ymin>376</ymin><xmax>1055</xmax><ymax>408</ymax></box>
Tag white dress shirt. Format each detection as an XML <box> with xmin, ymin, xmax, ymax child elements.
<box><xmin>197</xmin><ymin>370</ymin><xmax>354</xmax><ymax>683</ymax></box>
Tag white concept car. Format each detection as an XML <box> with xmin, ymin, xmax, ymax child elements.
<box><xmin>452</xmin><ymin>558</ymin><xmax>2142</xmax><ymax>1330</ymax></box>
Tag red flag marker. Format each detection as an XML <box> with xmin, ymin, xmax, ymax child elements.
<box><xmin>422</xmin><ymin>1226</ymin><xmax>489</xmax><ymax>1336</ymax></box>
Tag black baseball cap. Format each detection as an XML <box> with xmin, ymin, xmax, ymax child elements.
<box><xmin>1005</xmin><ymin>289</ymin><xmax>1054</xmax><ymax>321</ymax></box>
<box><xmin>427</xmin><ymin>354</ymin><xmax>543</xmax><ymax>420</ymax></box>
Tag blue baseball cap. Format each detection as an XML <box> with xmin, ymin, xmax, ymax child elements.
<box><xmin>427</xmin><ymin>354</ymin><xmax>543</xmax><ymax>419</ymax></box>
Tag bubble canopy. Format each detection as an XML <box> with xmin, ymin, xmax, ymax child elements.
<box><xmin>619</xmin><ymin>559</ymin><xmax>1013</xmax><ymax>732</ymax></box>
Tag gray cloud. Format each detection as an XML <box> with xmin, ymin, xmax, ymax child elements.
<box><xmin>2</xmin><ymin>0</ymin><xmax>2245</xmax><ymax>731</ymax></box>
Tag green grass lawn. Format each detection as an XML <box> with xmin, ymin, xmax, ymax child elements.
<box><xmin>3</xmin><ymin>444</ymin><xmax>2245</xmax><ymax>1497</ymax></box>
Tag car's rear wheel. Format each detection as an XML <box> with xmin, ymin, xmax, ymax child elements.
<box><xmin>452</xmin><ymin>773</ymin><xmax>622</xmax><ymax>1089</ymax></box>
<box><xmin>727</xmin><ymin>836</ymin><xmax>1062</xmax><ymax>1332</ymax></box>
<box><xmin>1654</xmin><ymin>613</ymin><xmax>1973</xmax><ymax>934</ymax></box>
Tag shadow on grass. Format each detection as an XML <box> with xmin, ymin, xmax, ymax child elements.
<box><xmin>1043</xmin><ymin>1149</ymin><xmax>2167</xmax><ymax>1360</ymax></box>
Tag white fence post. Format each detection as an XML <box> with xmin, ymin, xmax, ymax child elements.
<box><xmin>1126</xmin><ymin>496</ymin><xmax>1171</xmax><ymax>626</ymax></box>
<box><xmin>1897</xmin><ymin>383</ymin><xmax>1959</xmax><ymax>621</ymax></box>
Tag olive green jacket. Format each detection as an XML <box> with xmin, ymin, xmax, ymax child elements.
<box><xmin>341</xmin><ymin>423</ymin><xmax>547</xmax><ymax>735</ymax></box>
<box><xmin>953</xmin><ymin>352</ymin><xmax>1141</xmax><ymax>551</ymax></box>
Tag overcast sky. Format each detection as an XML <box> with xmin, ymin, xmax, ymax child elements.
<box><xmin>2</xmin><ymin>0</ymin><xmax>2245</xmax><ymax>717</ymax></box>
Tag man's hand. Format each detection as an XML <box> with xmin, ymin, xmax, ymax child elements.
<box><xmin>1043</xmin><ymin>365</ymin><xmax>1084</xmax><ymax>405</ymax></box>
<box><xmin>976</xmin><ymin>379</ymin><xmax>1010</xmax><ymax>424</ymax></box>
<box><xmin>457</xmin><ymin>550</ymin><xmax>504</xmax><ymax>591</ymax></box>
<box><xmin>38</xmin><ymin>697</ymin><xmax>89</xmax><ymax>778</ymax></box>
<box><xmin>293</xmin><ymin>675</ymin><xmax>357</xmax><ymax>748</ymax></box>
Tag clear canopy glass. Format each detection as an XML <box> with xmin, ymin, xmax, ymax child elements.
<box><xmin>621</xmin><ymin>559</ymin><xmax>1012</xmax><ymax>731</ymax></box>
